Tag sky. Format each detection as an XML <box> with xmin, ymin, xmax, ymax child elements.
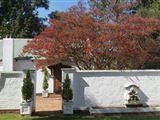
<box><xmin>38</xmin><ymin>0</ymin><xmax>88</xmax><ymax>18</ymax></box>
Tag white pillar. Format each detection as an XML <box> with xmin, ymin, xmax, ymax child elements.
<box><xmin>3</xmin><ymin>38</ymin><xmax>14</xmax><ymax>71</ymax></box>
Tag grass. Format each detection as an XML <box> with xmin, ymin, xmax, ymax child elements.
<box><xmin>1</xmin><ymin>114</ymin><xmax>160</xmax><ymax>120</ymax></box>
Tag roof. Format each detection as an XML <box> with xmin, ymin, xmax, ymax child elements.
<box><xmin>0</xmin><ymin>38</ymin><xmax>32</xmax><ymax>60</ymax></box>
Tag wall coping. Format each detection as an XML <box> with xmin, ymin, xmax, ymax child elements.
<box><xmin>0</xmin><ymin>71</ymin><xmax>23</xmax><ymax>74</ymax></box>
<box><xmin>62</xmin><ymin>68</ymin><xmax>160</xmax><ymax>73</ymax></box>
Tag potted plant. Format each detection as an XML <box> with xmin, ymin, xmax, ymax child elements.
<box><xmin>42</xmin><ymin>67</ymin><xmax>49</xmax><ymax>97</ymax></box>
<box><xmin>20</xmin><ymin>70</ymin><xmax>34</xmax><ymax>115</ymax></box>
<box><xmin>62</xmin><ymin>74</ymin><xmax>73</xmax><ymax>114</ymax></box>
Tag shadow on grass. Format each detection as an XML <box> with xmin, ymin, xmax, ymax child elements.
<box><xmin>30</xmin><ymin>114</ymin><xmax>160</xmax><ymax>120</ymax></box>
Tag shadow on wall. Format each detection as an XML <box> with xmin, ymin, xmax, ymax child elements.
<box><xmin>126</xmin><ymin>76</ymin><xmax>150</xmax><ymax>106</ymax></box>
<box><xmin>73</xmin><ymin>71</ymin><xmax>158</xmax><ymax>108</ymax></box>
<box><xmin>84</xmin><ymin>90</ymin><xmax>100</xmax><ymax>108</ymax></box>
<box><xmin>75</xmin><ymin>77</ymin><xmax>104</xmax><ymax>108</ymax></box>
<box><xmin>0</xmin><ymin>74</ymin><xmax>6</xmax><ymax>93</ymax></box>
<box><xmin>139</xmin><ymin>89</ymin><xmax>149</xmax><ymax>106</ymax></box>
<box><xmin>0</xmin><ymin>73</ymin><xmax>22</xmax><ymax>93</ymax></box>
<box><xmin>74</xmin><ymin>77</ymin><xmax>89</xmax><ymax>108</ymax></box>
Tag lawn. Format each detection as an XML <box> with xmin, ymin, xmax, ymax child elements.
<box><xmin>1</xmin><ymin>114</ymin><xmax>160</xmax><ymax>120</ymax></box>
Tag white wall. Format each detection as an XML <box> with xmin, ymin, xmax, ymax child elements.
<box><xmin>0</xmin><ymin>72</ymin><xmax>23</xmax><ymax>110</ymax></box>
<box><xmin>36</xmin><ymin>68</ymin><xmax>54</xmax><ymax>94</ymax></box>
<box><xmin>14</xmin><ymin>60</ymin><xmax>54</xmax><ymax>94</ymax></box>
<box><xmin>14</xmin><ymin>59</ymin><xmax>36</xmax><ymax>106</ymax></box>
<box><xmin>3</xmin><ymin>38</ymin><xmax>13</xmax><ymax>71</ymax></box>
<box><xmin>62</xmin><ymin>69</ymin><xmax>160</xmax><ymax>110</ymax></box>
<box><xmin>0</xmin><ymin>61</ymin><xmax>3</xmax><ymax>71</ymax></box>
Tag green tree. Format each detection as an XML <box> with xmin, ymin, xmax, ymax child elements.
<box><xmin>88</xmin><ymin>0</ymin><xmax>160</xmax><ymax>69</ymax></box>
<box><xmin>42</xmin><ymin>67</ymin><xmax>48</xmax><ymax>91</ymax></box>
<box><xmin>22</xmin><ymin>70</ymin><xmax>34</xmax><ymax>102</ymax></box>
<box><xmin>62</xmin><ymin>74</ymin><xmax>73</xmax><ymax>101</ymax></box>
<box><xmin>135</xmin><ymin>0</ymin><xmax>160</xmax><ymax>69</ymax></box>
<box><xmin>88</xmin><ymin>0</ymin><xmax>137</xmax><ymax>22</ymax></box>
<box><xmin>48</xmin><ymin>11</ymin><xmax>60</xmax><ymax>20</ymax></box>
<box><xmin>0</xmin><ymin>0</ymin><xmax>48</xmax><ymax>38</ymax></box>
<box><xmin>136</xmin><ymin>0</ymin><xmax>160</xmax><ymax>18</ymax></box>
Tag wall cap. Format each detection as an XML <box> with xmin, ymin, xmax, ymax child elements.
<box><xmin>61</xmin><ymin>68</ymin><xmax>160</xmax><ymax>73</ymax></box>
<box><xmin>75</xmin><ymin>69</ymin><xmax>160</xmax><ymax>73</ymax></box>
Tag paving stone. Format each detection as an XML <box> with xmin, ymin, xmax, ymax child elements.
<box><xmin>35</xmin><ymin>94</ymin><xmax>62</xmax><ymax>112</ymax></box>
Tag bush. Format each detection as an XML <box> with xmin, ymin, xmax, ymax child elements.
<box><xmin>62</xmin><ymin>74</ymin><xmax>73</xmax><ymax>101</ymax></box>
<box><xmin>42</xmin><ymin>67</ymin><xmax>49</xmax><ymax>90</ymax></box>
<box><xmin>22</xmin><ymin>70</ymin><xmax>34</xmax><ymax>102</ymax></box>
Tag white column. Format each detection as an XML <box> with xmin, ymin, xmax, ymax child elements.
<box><xmin>3</xmin><ymin>38</ymin><xmax>14</xmax><ymax>71</ymax></box>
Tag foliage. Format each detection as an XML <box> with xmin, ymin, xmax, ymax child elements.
<box><xmin>136</xmin><ymin>0</ymin><xmax>160</xmax><ymax>18</ymax></box>
<box><xmin>0</xmin><ymin>0</ymin><xmax>49</xmax><ymax>38</ymax></box>
<box><xmin>62</xmin><ymin>74</ymin><xmax>73</xmax><ymax>101</ymax></box>
<box><xmin>48</xmin><ymin>11</ymin><xmax>60</xmax><ymax>20</ymax></box>
<box><xmin>23</xmin><ymin>3</ymin><xmax>160</xmax><ymax>70</ymax></box>
<box><xmin>42</xmin><ymin>67</ymin><xmax>48</xmax><ymax>91</ymax></box>
<box><xmin>22</xmin><ymin>70</ymin><xmax>34</xmax><ymax>102</ymax></box>
<box><xmin>133</xmin><ymin>0</ymin><xmax>160</xmax><ymax>68</ymax></box>
<box><xmin>88</xmin><ymin>0</ymin><xmax>138</xmax><ymax>22</ymax></box>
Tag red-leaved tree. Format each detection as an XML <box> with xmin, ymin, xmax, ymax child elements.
<box><xmin>23</xmin><ymin>3</ymin><xmax>160</xmax><ymax>70</ymax></box>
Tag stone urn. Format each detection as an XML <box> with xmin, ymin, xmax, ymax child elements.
<box><xmin>20</xmin><ymin>101</ymin><xmax>32</xmax><ymax>115</ymax></box>
<box><xmin>63</xmin><ymin>100</ymin><xmax>73</xmax><ymax>114</ymax></box>
<box><xmin>42</xmin><ymin>90</ymin><xmax>49</xmax><ymax>98</ymax></box>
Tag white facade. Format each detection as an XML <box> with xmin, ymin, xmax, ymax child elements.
<box><xmin>36</xmin><ymin>68</ymin><xmax>54</xmax><ymax>93</ymax></box>
<box><xmin>0</xmin><ymin>38</ymin><xmax>54</xmax><ymax>95</ymax></box>
<box><xmin>3</xmin><ymin>38</ymin><xmax>13</xmax><ymax>71</ymax></box>
<box><xmin>0</xmin><ymin>38</ymin><xmax>54</xmax><ymax>111</ymax></box>
<box><xmin>62</xmin><ymin>69</ymin><xmax>160</xmax><ymax>110</ymax></box>
<box><xmin>14</xmin><ymin>60</ymin><xmax>54</xmax><ymax>93</ymax></box>
<box><xmin>0</xmin><ymin>72</ymin><xmax>23</xmax><ymax>110</ymax></box>
<box><xmin>0</xmin><ymin>61</ymin><xmax>3</xmax><ymax>71</ymax></box>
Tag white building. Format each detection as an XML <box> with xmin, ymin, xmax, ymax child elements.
<box><xmin>1</xmin><ymin>38</ymin><xmax>160</xmax><ymax>114</ymax></box>
<box><xmin>0</xmin><ymin>38</ymin><xmax>72</xmax><ymax>112</ymax></box>
<box><xmin>0</xmin><ymin>38</ymin><xmax>54</xmax><ymax>94</ymax></box>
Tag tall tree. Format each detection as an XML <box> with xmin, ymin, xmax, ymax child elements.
<box><xmin>136</xmin><ymin>0</ymin><xmax>160</xmax><ymax>18</ymax></box>
<box><xmin>88</xmin><ymin>0</ymin><xmax>138</xmax><ymax>22</ymax></box>
<box><xmin>23</xmin><ymin>4</ymin><xmax>160</xmax><ymax>70</ymax></box>
<box><xmin>48</xmin><ymin>11</ymin><xmax>60</xmax><ymax>20</ymax></box>
<box><xmin>89</xmin><ymin>0</ymin><xmax>160</xmax><ymax>69</ymax></box>
<box><xmin>0</xmin><ymin>0</ymin><xmax>49</xmax><ymax>38</ymax></box>
<box><xmin>134</xmin><ymin>0</ymin><xmax>160</xmax><ymax>68</ymax></box>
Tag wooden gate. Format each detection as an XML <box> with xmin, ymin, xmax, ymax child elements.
<box><xmin>48</xmin><ymin>63</ymin><xmax>71</xmax><ymax>94</ymax></box>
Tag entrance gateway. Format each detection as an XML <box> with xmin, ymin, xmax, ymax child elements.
<box><xmin>35</xmin><ymin>63</ymin><xmax>71</xmax><ymax>114</ymax></box>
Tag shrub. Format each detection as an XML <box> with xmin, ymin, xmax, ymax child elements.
<box><xmin>62</xmin><ymin>74</ymin><xmax>73</xmax><ymax>101</ymax></box>
<box><xmin>22</xmin><ymin>70</ymin><xmax>34</xmax><ymax>102</ymax></box>
<box><xmin>42</xmin><ymin>67</ymin><xmax>49</xmax><ymax>91</ymax></box>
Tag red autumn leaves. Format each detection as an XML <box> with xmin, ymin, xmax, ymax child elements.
<box><xmin>23</xmin><ymin>4</ymin><xmax>160</xmax><ymax>70</ymax></box>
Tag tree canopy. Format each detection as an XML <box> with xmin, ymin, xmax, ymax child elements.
<box><xmin>23</xmin><ymin>3</ymin><xmax>160</xmax><ymax>70</ymax></box>
<box><xmin>0</xmin><ymin>0</ymin><xmax>49</xmax><ymax>38</ymax></box>
<box><xmin>135</xmin><ymin>0</ymin><xmax>160</xmax><ymax>68</ymax></box>
<box><xmin>136</xmin><ymin>0</ymin><xmax>160</xmax><ymax>18</ymax></box>
<box><xmin>88</xmin><ymin>0</ymin><xmax>160</xmax><ymax>69</ymax></box>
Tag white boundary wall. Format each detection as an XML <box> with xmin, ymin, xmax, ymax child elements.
<box><xmin>62</xmin><ymin>68</ymin><xmax>160</xmax><ymax>110</ymax></box>
<box><xmin>14</xmin><ymin>60</ymin><xmax>54</xmax><ymax>94</ymax></box>
<box><xmin>3</xmin><ymin>38</ymin><xmax>13</xmax><ymax>71</ymax></box>
<box><xmin>36</xmin><ymin>68</ymin><xmax>54</xmax><ymax>93</ymax></box>
<box><xmin>0</xmin><ymin>71</ymin><xmax>24</xmax><ymax>110</ymax></box>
